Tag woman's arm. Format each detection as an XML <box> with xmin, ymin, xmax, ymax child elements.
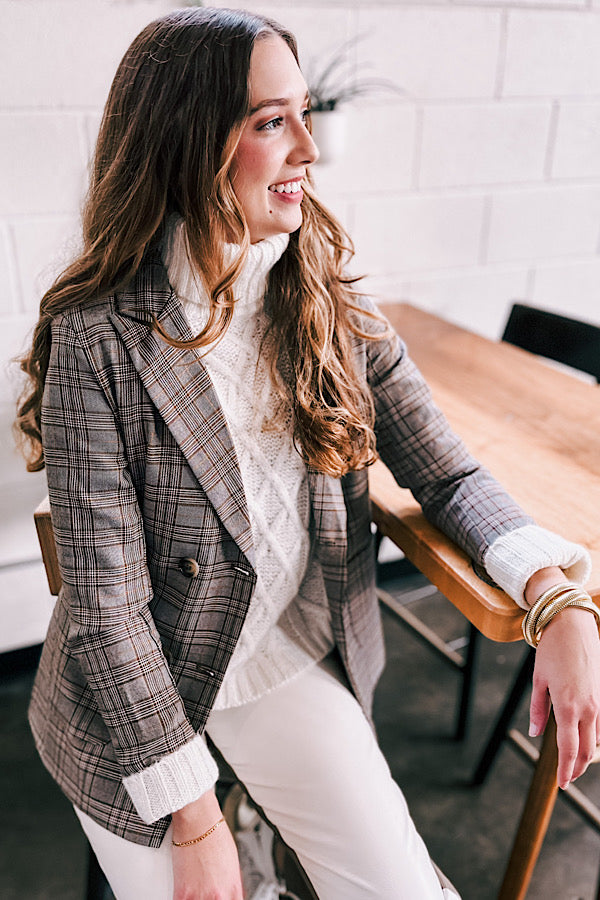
<box><xmin>362</xmin><ymin>309</ymin><xmax>535</xmax><ymax>565</ymax></box>
<box><xmin>361</xmin><ymin>302</ymin><xmax>599</xmax><ymax>785</ymax></box>
<box><xmin>171</xmin><ymin>792</ymin><xmax>243</xmax><ymax>900</ymax></box>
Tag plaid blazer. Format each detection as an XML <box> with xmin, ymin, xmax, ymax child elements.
<box><xmin>29</xmin><ymin>252</ymin><xmax>532</xmax><ymax>846</ymax></box>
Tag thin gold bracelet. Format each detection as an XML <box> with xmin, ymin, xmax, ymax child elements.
<box><xmin>171</xmin><ymin>816</ymin><xmax>225</xmax><ymax>847</ymax></box>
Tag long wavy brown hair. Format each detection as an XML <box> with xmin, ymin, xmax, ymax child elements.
<box><xmin>16</xmin><ymin>6</ymin><xmax>380</xmax><ymax>478</ymax></box>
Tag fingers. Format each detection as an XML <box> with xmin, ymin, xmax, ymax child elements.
<box><xmin>555</xmin><ymin>713</ymin><xmax>579</xmax><ymax>789</ymax></box>
<box><xmin>573</xmin><ymin>722</ymin><xmax>598</xmax><ymax>782</ymax></box>
<box><xmin>554</xmin><ymin>705</ymin><xmax>599</xmax><ymax>789</ymax></box>
<box><xmin>530</xmin><ymin>673</ymin><xmax>600</xmax><ymax>789</ymax></box>
<box><xmin>529</xmin><ymin>677</ymin><xmax>551</xmax><ymax>739</ymax></box>
<box><xmin>530</xmin><ymin>608</ymin><xmax>600</xmax><ymax>789</ymax></box>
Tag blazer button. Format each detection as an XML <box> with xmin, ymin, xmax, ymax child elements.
<box><xmin>178</xmin><ymin>557</ymin><xmax>200</xmax><ymax>578</ymax></box>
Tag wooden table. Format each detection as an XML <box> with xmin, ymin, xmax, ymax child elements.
<box><xmin>369</xmin><ymin>303</ymin><xmax>600</xmax><ymax>900</ymax></box>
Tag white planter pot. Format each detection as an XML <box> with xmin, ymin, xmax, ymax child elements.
<box><xmin>310</xmin><ymin>109</ymin><xmax>348</xmax><ymax>165</ymax></box>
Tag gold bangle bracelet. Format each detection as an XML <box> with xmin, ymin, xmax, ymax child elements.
<box><xmin>534</xmin><ymin>581</ymin><xmax>582</xmax><ymax>606</ymax></box>
<box><xmin>535</xmin><ymin>592</ymin><xmax>589</xmax><ymax>633</ymax></box>
<box><xmin>528</xmin><ymin>594</ymin><xmax>585</xmax><ymax>646</ymax></box>
<box><xmin>171</xmin><ymin>816</ymin><xmax>225</xmax><ymax>847</ymax></box>
<box><xmin>522</xmin><ymin>582</ymin><xmax>584</xmax><ymax>647</ymax></box>
<box><xmin>522</xmin><ymin>595</ymin><xmax>599</xmax><ymax>648</ymax></box>
<box><xmin>524</xmin><ymin>589</ymin><xmax>584</xmax><ymax>646</ymax></box>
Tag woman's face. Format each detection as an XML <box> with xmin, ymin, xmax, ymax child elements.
<box><xmin>231</xmin><ymin>34</ymin><xmax>319</xmax><ymax>244</ymax></box>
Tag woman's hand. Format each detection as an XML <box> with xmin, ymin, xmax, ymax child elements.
<box><xmin>526</xmin><ymin>568</ymin><xmax>600</xmax><ymax>789</ymax></box>
<box><xmin>171</xmin><ymin>791</ymin><xmax>243</xmax><ymax>900</ymax></box>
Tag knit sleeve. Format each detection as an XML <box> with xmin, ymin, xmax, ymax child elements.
<box><xmin>123</xmin><ymin>733</ymin><xmax>219</xmax><ymax>824</ymax></box>
<box><xmin>483</xmin><ymin>524</ymin><xmax>592</xmax><ymax>610</ymax></box>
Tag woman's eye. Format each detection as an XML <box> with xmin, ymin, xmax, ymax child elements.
<box><xmin>259</xmin><ymin>116</ymin><xmax>284</xmax><ymax>132</ymax></box>
<box><xmin>302</xmin><ymin>109</ymin><xmax>310</xmax><ymax>124</ymax></box>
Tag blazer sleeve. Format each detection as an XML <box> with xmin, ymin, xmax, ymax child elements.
<box><xmin>360</xmin><ymin>300</ymin><xmax>590</xmax><ymax>602</ymax></box>
<box><xmin>42</xmin><ymin>315</ymin><xmax>218</xmax><ymax>823</ymax></box>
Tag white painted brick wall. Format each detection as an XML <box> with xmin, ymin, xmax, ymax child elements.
<box><xmin>553</xmin><ymin>102</ymin><xmax>600</xmax><ymax>180</ymax></box>
<box><xmin>0</xmin><ymin>225</ymin><xmax>17</xmax><ymax>315</ymax></box>
<box><xmin>313</xmin><ymin>102</ymin><xmax>416</xmax><ymax>194</ymax></box>
<box><xmin>1</xmin><ymin>0</ymin><xmax>181</xmax><ymax>650</ymax></box>
<box><xmin>0</xmin><ymin>114</ymin><xmax>86</xmax><ymax>216</ymax></box>
<box><xmin>399</xmin><ymin>267</ymin><xmax>531</xmax><ymax>340</ymax></box>
<box><xmin>504</xmin><ymin>11</ymin><xmax>600</xmax><ymax>98</ymax></box>
<box><xmin>3</xmin><ymin>0</ymin><xmax>600</xmax><ymax>336</ymax></box>
<box><xmin>216</xmin><ymin>4</ymin><xmax>357</xmax><ymax>68</ymax></box>
<box><xmin>531</xmin><ymin>260</ymin><xmax>600</xmax><ymax>319</ymax></box>
<box><xmin>351</xmin><ymin>193</ymin><xmax>486</xmax><ymax>273</ymax></box>
<box><xmin>12</xmin><ymin>217</ymin><xmax>81</xmax><ymax>312</ymax></box>
<box><xmin>3</xmin><ymin>0</ymin><xmax>600</xmax><ymax>646</ymax></box>
<box><xmin>0</xmin><ymin>0</ymin><xmax>180</xmax><ymax>108</ymax></box>
<box><xmin>419</xmin><ymin>103</ymin><xmax>552</xmax><ymax>189</ymax></box>
<box><xmin>357</xmin><ymin>7</ymin><xmax>502</xmax><ymax>100</ymax></box>
<box><xmin>487</xmin><ymin>186</ymin><xmax>600</xmax><ymax>264</ymax></box>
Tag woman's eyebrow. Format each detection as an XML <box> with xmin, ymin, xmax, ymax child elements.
<box><xmin>250</xmin><ymin>92</ymin><xmax>310</xmax><ymax>115</ymax></box>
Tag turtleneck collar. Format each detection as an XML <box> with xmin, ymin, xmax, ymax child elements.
<box><xmin>164</xmin><ymin>218</ymin><xmax>289</xmax><ymax>317</ymax></box>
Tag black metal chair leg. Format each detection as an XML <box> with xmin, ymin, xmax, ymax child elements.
<box><xmin>86</xmin><ymin>841</ymin><xmax>111</xmax><ymax>900</ymax></box>
<box><xmin>454</xmin><ymin>623</ymin><xmax>480</xmax><ymax>740</ymax></box>
<box><xmin>471</xmin><ymin>646</ymin><xmax>535</xmax><ymax>786</ymax></box>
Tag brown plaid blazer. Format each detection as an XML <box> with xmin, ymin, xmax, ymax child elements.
<box><xmin>29</xmin><ymin>252</ymin><xmax>532</xmax><ymax>846</ymax></box>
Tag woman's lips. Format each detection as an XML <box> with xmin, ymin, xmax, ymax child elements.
<box><xmin>268</xmin><ymin>180</ymin><xmax>303</xmax><ymax>203</ymax></box>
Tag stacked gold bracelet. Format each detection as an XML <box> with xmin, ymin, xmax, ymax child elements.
<box><xmin>522</xmin><ymin>581</ymin><xmax>600</xmax><ymax>648</ymax></box>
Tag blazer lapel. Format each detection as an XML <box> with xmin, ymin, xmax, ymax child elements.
<box><xmin>111</xmin><ymin>253</ymin><xmax>254</xmax><ymax>563</ymax></box>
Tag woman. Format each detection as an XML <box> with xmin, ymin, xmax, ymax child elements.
<box><xmin>16</xmin><ymin>8</ymin><xmax>600</xmax><ymax>900</ymax></box>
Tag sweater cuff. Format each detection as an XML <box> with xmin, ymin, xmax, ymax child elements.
<box><xmin>123</xmin><ymin>734</ymin><xmax>219</xmax><ymax>824</ymax></box>
<box><xmin>483</xmin><ymin>524</ymin><xmax>592</xmax><ymax>610</ymax></box>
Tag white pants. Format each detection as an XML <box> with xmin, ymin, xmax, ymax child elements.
<box><xmin>75</xmin><ymin>656</ymin><xmax>460</xmax><ymax>899</ymax></box>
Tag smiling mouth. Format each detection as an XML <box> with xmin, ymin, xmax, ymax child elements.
<box><xmin>268</xmin><ymin>181</ymin><xmax>303</xmax><ymax>194</ymax></box>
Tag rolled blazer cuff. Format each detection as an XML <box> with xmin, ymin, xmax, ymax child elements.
<box><xmin>123</xmin><ymin>733</ymin><xmax>219</xmax><ymax>824</ymax></box>
<box><xmin>483</xmin><ymin>524</ymin><xmax>592</xmax><ymax>610</ymax></box>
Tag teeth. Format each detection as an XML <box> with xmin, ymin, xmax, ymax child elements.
<box><xmin>269</xmin><ymin>181</ymin><xmax>302</xmax><ymax>193</ymax></box>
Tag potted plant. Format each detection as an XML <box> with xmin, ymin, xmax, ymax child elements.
<box><xmin>307</xmin><ymin>36</ymin><xmax>401</xmax><ymax>164</ymax></box>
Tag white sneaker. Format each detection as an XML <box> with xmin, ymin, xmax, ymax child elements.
<box><xmin>223</xmin><ymin>784</ymin><xmax>289</xmax><ymax>900</ymax></box>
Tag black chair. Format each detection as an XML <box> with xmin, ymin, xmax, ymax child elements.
<box><xmin>503</xmin><ymin>303</ymin><xmax>600</xmax><ymax>381</ymax></box>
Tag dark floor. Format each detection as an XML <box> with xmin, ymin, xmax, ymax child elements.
<box><xmin>2</xmin><ymin>564</ymin><xmax>600</xmax><ymax>899</ymax></box>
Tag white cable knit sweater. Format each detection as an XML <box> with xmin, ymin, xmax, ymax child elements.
<box><xmin>123</xmin><ymin>222</ymin><xmax>591</xmax><ymax>825</ymax></box>
<box><xmin>125</xmin><ymin>227</ymin><xmax>334</xmax><ymax>824</ymax></box>
<box><xmin>165</xmin><ymin>223</ymin><xmax>334</xmax><ymax>713</ymax></box>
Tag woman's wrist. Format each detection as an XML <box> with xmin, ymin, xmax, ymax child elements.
<box><xmin>171</xmin><ymin>789</ymin><xmax>223</xmax><ymax>843</ymax></box>
<box><xmin>523</xmin><ymin>568</ymin><xmax>599</xmax><ymax>648</ymax></box>
<box><xmin>524</xmin><ymin>566</ymin><xmax>568</xmax><ymax>607</ymax></box>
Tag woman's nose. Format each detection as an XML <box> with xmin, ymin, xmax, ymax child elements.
<box><xmin>289</xmin><ymin>119</ymin><xmax>320</xmax><ymax>166</ymax></box>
